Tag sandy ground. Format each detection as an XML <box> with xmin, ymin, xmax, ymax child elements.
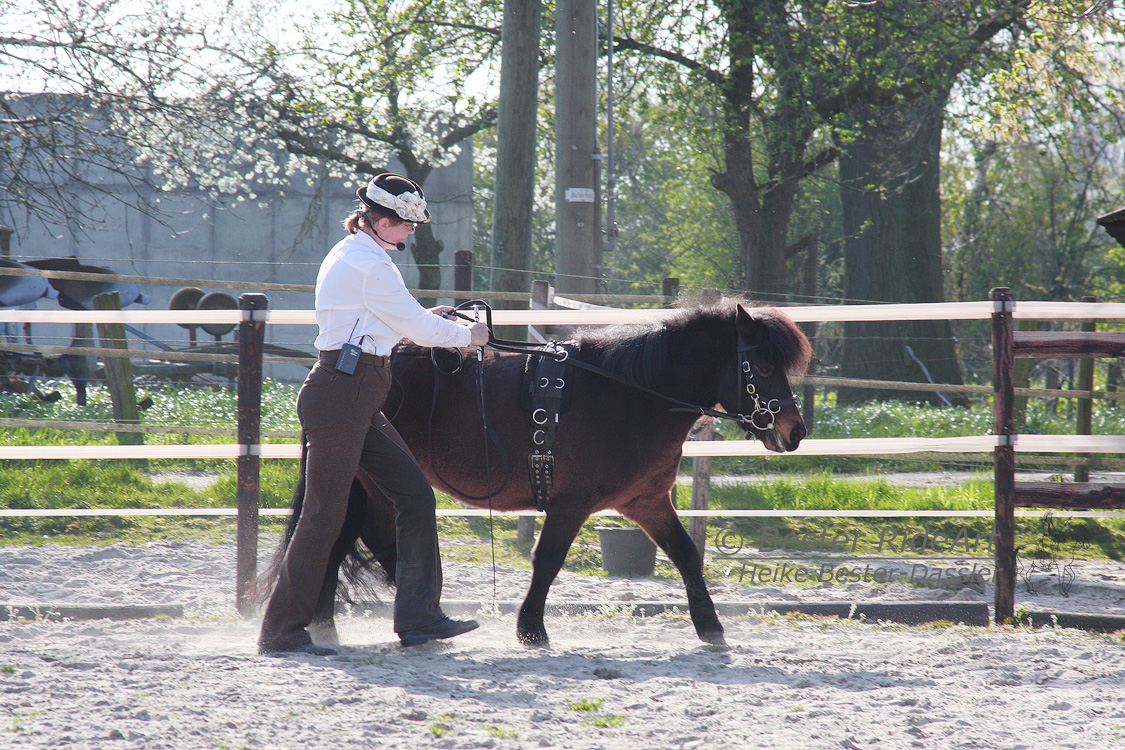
<box><xmin>2</xmin><ymin>541</ymin><xmax>1125</xmax><ymax>749</ymax></box>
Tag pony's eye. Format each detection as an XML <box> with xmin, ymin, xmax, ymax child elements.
<box><xmin>755</xmin><ymin>363</ymin><xmax>775</xmax><ymax>377</ymax></box>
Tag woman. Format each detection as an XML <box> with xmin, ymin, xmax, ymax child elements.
<box><xmin>258</xmin><ymin>173</ymin><xmax>489</xmax><ymax>655</ymax></box>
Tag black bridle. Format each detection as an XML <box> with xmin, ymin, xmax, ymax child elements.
<box><xmin>736</xmin><ymin>341</ymin><xmax>801</xmax><ymax>432</ymax></box>
<box><xmin>451</xmin><ymin>300</ymin><xmax>799</xmax><ymax>434</ymax></box>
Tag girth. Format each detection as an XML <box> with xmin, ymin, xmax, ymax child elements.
<box><xmin>521</xmin><ymin>343</ymin><xmax>575</xmax><ymax>511</ymax></box>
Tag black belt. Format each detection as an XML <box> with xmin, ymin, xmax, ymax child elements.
<box><xmin>318</xmin><ymin>350</ymin><xmax>389</xmax><ymax>367</ymax></box>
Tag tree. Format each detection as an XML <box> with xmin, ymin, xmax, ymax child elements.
<box><xmin>607</xmin><ymin>99</ymin><xmax>741</xmax><ymax>292</ymax></box>
<box><xmin>944</xmin><ymin>2</ymin><xmax>1125</xmax><ymax>306</ymax></box>
<box><xmin>0</xmin><ymin>0</ymin><xmax>210</xmax><ymax>231</ymax></box>
<box><xmin>836</xmin><ymin>2</ymin><xmax>1125</xmax><ymax>401</ymax></box>
<box><xmin>945</xmin><ymin>126</ymin><xmax>1125</xmax><ymax>305</ymax></box>
<box><xmin>490</xmin><ymin>0</ymin><xmax>543</xmax><ymax>306</ymax></box>
<box><xmin>277</xmin><ymin>3</ymin><xmax>501</xmax><ymax>296</ymax></box>
<box><xmin>837</xmin><ymin>95</ymin><xmax>969</xmax><ymax>403</ymax></box>
<box><xmin>609</xmin><ymin>1</ymin><xmax>1122</xmax><ymax>401</ymax></box>
<box><xmin>135</xmin><ymin>0</ymin><xmax>504</xmax><ymax>298</ymax></box>
<box><xmin>611</xmin><ymin>1</ymin><xmax>1027</xmax><ymax>306</ymax></box>
<box><xmin>829</xmin><ymin>2</ymin><xmax>1035</xmax><ymax>403</ymax></box>
<box><xmin>613</xmin><ymin>1</ymin><xmax>886</xmax><ymax>301</ymax></box>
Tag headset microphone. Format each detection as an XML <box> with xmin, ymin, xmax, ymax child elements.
<box><xmin>373</xmin><ymin>228</ymin><xmax>406</xmax><ymax>251</ymax></box>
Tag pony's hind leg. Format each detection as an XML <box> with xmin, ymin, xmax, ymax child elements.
<box><xmin>518</xmin><ymin>507</ymin><xmax>588</xmax><ymax>647</ymax></box>
<box><xmin>622</xmin><ymin>498</ymin><xmax>726</xmax><ymax>645</ymax></box>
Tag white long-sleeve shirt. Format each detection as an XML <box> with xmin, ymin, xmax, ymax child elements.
<box><xmin>312</xmin><ymin>231</ymin><xmax>472</xmax><ymax>355</ymax></box>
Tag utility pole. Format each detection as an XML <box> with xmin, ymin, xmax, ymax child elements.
<box><xmin>554</xmin><ymin>0</ymin><xmax>602</xmax><ymax>295</ymax></box>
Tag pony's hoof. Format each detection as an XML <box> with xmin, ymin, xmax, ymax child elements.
<box><xmin>308</xmin><ymin>621</ymin><xmax>340</xmax><ymax>646</ymax></box>
<box><xmin>518</xmin><ymin>630</ymin><xmax>550</xmax><ymax>648</ymax></box>
<box><xmin>699</xmin><ymin>630</ymin><xmax>726</xmax><ymax>646</ymax></box>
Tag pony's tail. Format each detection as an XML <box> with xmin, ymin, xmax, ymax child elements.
<box><xmin>249</xmin><ymin>432</ymin><xmax>398</xmax><ymax>612</ymax></box>
<box><xmin>248</xmin><ymin>430</ymin><xmax>310</xmax><ymax>608</ymax></box>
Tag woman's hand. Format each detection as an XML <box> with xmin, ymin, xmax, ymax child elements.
<box><xmin>430</xmin><ymin>305</ymin><xmax>487</xmax><ymax>345</ymax></box>
<box><xmin>468</xmin><ymin>322</ymin><xmax>490</xmax><ymax>347</ymax></box>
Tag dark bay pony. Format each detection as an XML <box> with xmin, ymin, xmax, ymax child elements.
<box><xmin>263</xmin><ymin>299</ymin><xmax>812</xmax><ymax>647</ymax></box>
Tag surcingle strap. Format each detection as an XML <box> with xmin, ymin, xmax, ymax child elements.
<box><xmin>528</xmin><ymin>453</ymin><xmax>554</xmax><ymax>512</ymax></box>
<box><xmin>526</xmin><ymin>343</ymin><xmax>574</xmax><ymax>511</ymax></box>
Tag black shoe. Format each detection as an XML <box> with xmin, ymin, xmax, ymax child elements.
<box><xmin>259</xmin><ymin>641</ymin><xmax>337</xmax><ymax>657</ymax></box>
<box><xmin>399</xmin><ymin>617</ymin><xmax>480</xmax><ymax>647</ymax></box>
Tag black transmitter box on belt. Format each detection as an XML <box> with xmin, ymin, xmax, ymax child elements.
<box><xmin>334</xmin><ymin>342</ymin><xmax>362</xmax><ymax>375</ymax></box>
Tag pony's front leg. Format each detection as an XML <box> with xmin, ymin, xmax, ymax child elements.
<box><xmin>518</xmin><ymin>507</ymin><xmax>588</xmax><ymax>646</ymax></box>
<box><xmin>623</xmin><ymin>498</ymin><xmax>726</xmax><ymax>645</ymax></box>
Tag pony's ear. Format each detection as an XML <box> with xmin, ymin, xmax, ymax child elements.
<box><xmin>735</xmin><ymin>304</ymin><xmax>759</xmax><ymax>341</ymax></box>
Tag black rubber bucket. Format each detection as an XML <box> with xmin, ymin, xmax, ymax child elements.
<box><xmin>596</xmin><ymin>526</ymin><xmax>657</xmax><ymax>577</ymax></box>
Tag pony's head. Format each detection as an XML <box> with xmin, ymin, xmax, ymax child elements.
<box><xmin>575</xmin><ymin>297</ymin><xmax>812</xmax><ymax>451</ymax></box>
<box><xmin>719</xmin><ymin>302</ymin><xmax>812</xmax><ymax>452</ymax></box>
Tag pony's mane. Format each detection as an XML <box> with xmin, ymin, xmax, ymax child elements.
<box><xmin>573</xmin><ymin>318</ymin><xmax>675</xmax><ymax>389</ymax></box>
<box><xmin>572</xmin><ymin>298</ymin><xmax>812</xmax><ymax>386</ymax></box>
<box><xmin>735</xmin><ymin>302</ymin><xmax>814</xmax><ymax>378</ymax></box>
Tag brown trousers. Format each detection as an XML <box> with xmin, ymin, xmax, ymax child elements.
<box><xmin>258</xmin><ymin>351</ymin><xmax>445</xmax><ymax>650</ymax></box>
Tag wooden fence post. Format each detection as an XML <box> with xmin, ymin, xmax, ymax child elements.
<box><xmin>662</xmin><ymin>277</ymin><xmax>679</xmax><ymax>307</ymax></box>
<box><xmin>990</xmin><ymin>287</ymin><xmax>1016</xmax><ymax>624</ymax></box>
<box><xmin>1012</xmin><ymin>319</ymin><xmax>1036</xmax><ymax>428</ymax></box>
<box><xmin>529</xmin><ymin>279</ymin><xmax>551</xmax><ymax>344</ymax></box>
<box><xmin>687</xmin><ymin>288</ymin><xmax>724</xmax><ymax>559</ymax></box>
<box><xmin>800</xmin><ymin>238</ymin><xmax>818</xmax><ymax>432</ymax></box>
<box><xmin>689</xmin><ymin>420</ymin><xmax>713</xmax><ymax>557</ymax></box>
<box><xmin>1075</xmin><ymin>296</ymin><xmax>1096</xmax><ymax>482</ymax></box>
<box><xmin>236</xmin><ymin>293</ymin><xmax>268</xmax><ymax>616</ymax></box>
<box><xmin>454</xmin><ymin>250</ymin><xmax>473</xmax><ymax>306</ymax></box>
<box><xmin>92</xmin><ymin>291</ymin><xmax>143</xmax><ymax>449</ymax></box>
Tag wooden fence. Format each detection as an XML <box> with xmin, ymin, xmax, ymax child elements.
<box><xmin>989</xmin><ymin>287</ymin><xmax>1125</xmax><ymax>622</ymax></box>
<box><xmin>4</xmin><ymin>291</ymin><xmax>1125</xmax><ymax>621</ymax></box>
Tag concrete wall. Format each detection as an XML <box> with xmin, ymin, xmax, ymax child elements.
<box><xmin>1</xmin><ymin>149</ymin><xmax>474</xmax><ymax>381</ymax></box>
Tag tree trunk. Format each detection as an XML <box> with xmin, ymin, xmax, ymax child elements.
<box><xmin>393</xmin><ymin>162</ymin><xmax>441</xmax><ymax>307</ymax></box>
<box><xmin>492</xmin><ymin>0</ymin><xmax>542</xmax><ymax>337</ymax></box>
<box><xmin>838</xmin><ymin>96</ymin><xmax>966</xmax><ymax>405</ymax></box>
<box><xmin>410</xmin><ymin>221</ymin><xmax>444</xmax><ymax>309</ymax></box>
<box><xmin>713</xmin><ymin>138</ymin><xmax>795</xmax><ymax>302</ymax></box>
<box><xmin>709</xmin><ymin>0</ymin><xmax>812</xmax><ymax>302</ymax></box>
